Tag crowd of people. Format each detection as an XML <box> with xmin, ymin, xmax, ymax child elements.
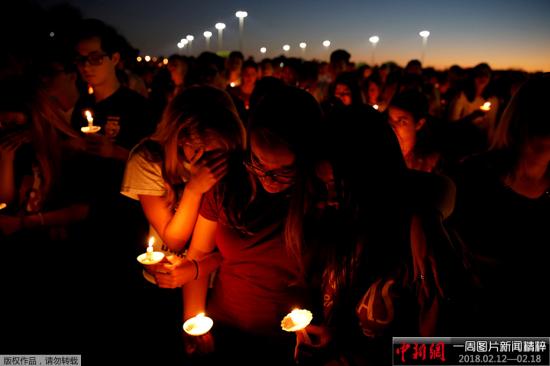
<box><xmin>1</xmin><ymin>4</ymin><xmax>548</xmax><ymax>365</ymax></box>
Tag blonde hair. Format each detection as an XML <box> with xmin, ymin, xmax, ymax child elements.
<box><xmin>29</xmin><ymin>89</ymin><xmax>83</xmax><ymax>202</ymax></box>
<box><xmin>151</xmin><ymin>86</ymin><xmax>246</xmax><ymax>185</ymax></box>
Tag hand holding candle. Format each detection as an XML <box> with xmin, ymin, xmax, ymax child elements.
<box><xmin>281</xmin><ymin>308</ymin><xmax>313</xmax><ymax>344</ymax></box>
<box><xmin>183</xmin><ymin>313</ymin><xmax>214</xmax><ymax>336</ymax></box>
<box><xmin>137</xmin><ymin>236</ymin><xmax>164</xmax><ymax>265</ymax></box>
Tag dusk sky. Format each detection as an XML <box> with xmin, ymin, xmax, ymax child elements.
<box><xmin>40</xmin><ymin>0</ymin><xmax>550</xmax><ymax>71</ymax></box>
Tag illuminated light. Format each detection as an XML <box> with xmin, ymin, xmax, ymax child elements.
<box><xmin>152</xmin><ymin>56</ymin><xmax>158</xmax><ymax>62</ymax></box>
<box><xmin>215</xmin><ymin>23</ymin><xmax>226</xmax><ymax>30</ymax></box>
<box><xmin>137</xmin><ymin>56</ymin><xmax>142</xmax><ymax>62</ymax></box>
<box><xmin>282</xmin><ymin>44</ymin><xmax>290</xmax><ymax>52</ymax></box>
<box><xmin>235</xmin><ymin>11</ymin><xmax>248</xmax><ymax>18</ymax></box>
<box><xmin>203</xmin><ymin>31</ymin><xmax>212</xmax><ymax>38</ymax></box>
<box><xmin>181</xmin><ymin>39</ymin><xmax>188</xmax><ymax>46</ymax></box>
<box><xmin>480</xmin><ymin>102</ymin><xmax>492</xmax><ymax>111</ymax></box>
<box><xmin>87</xmin><ymin>86</ymin><xmax>94</xmax><ymax>95</ymax></box>
<box><xmin>186</xmin><ymin>35</ymin><xmax>194</xmax><ymax>41</ymax></box>
<box><xmin>280</xmin><ymin>62</ymin><xmax>284</xmax><ymax>68</ymax></box>
<box><xmin>162</xmin><ymin>58</ymin><xmax>169</xmax><ymax>65</ymax></box>
<box><xmin>419</xmin><ymin>30</ymin><xmax>431</xmax><ymax>38</ymax></box>
<box><xmin>373</xmin><ymin>104</ymin><xmax>379</xmax><ymax>110</ymax></box>
<box><xmin>299</xmin><ymin>42</ymin><xmax>307</xmax><ymax>49</ymax></box>
<box><xmin>281</xmin><ymin>309</ymin><xmax>313</xmax><ymax>344</ymax></box>
<box><xmin>369</xmin><ymin>35</ymin><xmax>380</xmax><ymax>45</ymax></box>
<box><xmin>260</xmin><ymin>47</ymin><xmax>267</xmax><ymax>54</ymax></box>
<box><xmin>146</xmin><ymin>237</ymin><xmax>155</xmax><ymax>260</ymax></box>
<box><xmin>230</xmin><ymin>82</ymin><xmax>236</xmax><ymax>87</ymax></box>
<box><xmin>0</xmin><ymin>202</ymin><xmax>7</xmax><ymax>210</ymax></box>
<box><xmin>137</xmin><ymin>236</ymin><xmax>164</xmax><ymax>265</ymax></box>
<box><xmin>322</xmin><ymin>40</ymin><xmax>331</xmax><ymax>48</ymax></box>
<box><xmin>177</xmin><ymin>42</ymin><xmax>183</xmax><ymax>49</ymax></box>
<box><xmin>144</xmin><ymin>55</ymin><xmax>151</xmax><ymax>62</ymax></box>
<box><xmin>183</xmin><ymin>313</ymin><xmax>214</xmax><ymax>336</ymax></box>
<box><xmin>81</xmin><ymin>109</ymin><xmax>101</xmax><ymax>134</ymax></box>
<box><xmin>49</xmin><ymin>32</ymin><xmax>55</xmax><ymax>38</ymax></box>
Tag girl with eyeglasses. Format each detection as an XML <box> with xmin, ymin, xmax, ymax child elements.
<box><xmin>179</xmin><ymin>85</ymin><xmax>324</xmax><ymax>365</ymax></box>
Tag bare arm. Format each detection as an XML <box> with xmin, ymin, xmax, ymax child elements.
<box><xmin>1</xmin><ymin>204</ymin><xmax>89</xmax><ymax>236</ymax></box>
<box><xmin>183</xmin><ymin>214</ymin><xmax>218</xmax><ymax>320</ymax></box>
<box><xmin>137</xmin><ymin>150</ymin><xmax>227</xmax><ymax>252</ymax></box>
<box><xmin>139</xmin><ymin>188</ymin><xmax>203</xmax><ymax>252</ymax></box>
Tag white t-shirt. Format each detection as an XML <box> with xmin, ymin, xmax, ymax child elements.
<box><xmin>121</xmin><ymin>141</ymin><xmax>186</xmax><ymax>282</ymax></box>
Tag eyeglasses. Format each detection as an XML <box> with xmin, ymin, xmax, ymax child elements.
<box><xmin>74</xmin><ymin>52</ymin><xmax>108</xmax><ymax>66</ymax></box>
<box><xmin>243</xmin><ymin>156</ymin><xmax>295</xmax><ymax>184</ymax></box>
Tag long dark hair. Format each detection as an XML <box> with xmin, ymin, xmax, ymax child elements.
<box><xmin>306</xmin><ymin>104</ymin><xmax>411</xmax><ymax>325</ymax></box>
<box><xmin>221</xmin><ymin>86</ymin><xmax>324</xmax><ymax>253</ymax></box>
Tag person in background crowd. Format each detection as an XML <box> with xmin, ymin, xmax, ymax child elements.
<box><xmin>451</xmin><ymin>75</ymin><xmax>550</xmax><ymax>336</ymax></box>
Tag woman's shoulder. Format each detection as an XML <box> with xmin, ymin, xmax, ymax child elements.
<box><xmin>129</xmin><ymin>139</ymin><xmax>163</xmax><ymax>163</ymax></box>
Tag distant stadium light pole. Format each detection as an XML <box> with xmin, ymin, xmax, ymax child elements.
<box><xmin>282</xmin><ymin>44</ymin><xmax>290</xmax><ymax>55</ymax></box>
<box><xmin>322</xmin><ymin>40</ymin><xmax>331</xmax><ymax>60</ymax></box>
<box><xmin>419</xmin><ymin>30</ymin><xmax>430</xmax><ymax>64</ymax></box>
<box><xmin>203</xmin><ymin>31</ymin><xmax>212</xmax><ymax>51</ymax></box>
<box><xmin>180</xmin><ymin>38</ymin><xmax>188</xmax><ymax>55</ymax></box>
<box><xmin>235</xmin><ymin>11</ymin><xmax>248</xmax><ymax>53</ymax></box>
<box><xmin>299</xmin><ymin>42</ymin><xmax>307</xmax><ymax>58</ymax></box>
<box><xmin>368</xmin><ymin>35</ymin><xmax>379</xmax><ymax>65</ymax></box>
<box><xmin>215</xmin><ymin>23</ymin><xmax>226</xmax><ymax>51</ymax></box>
<box><xmin>186</xmin><ymin>35</ymin><xmax>194</xmax><ymax>54</ymax></box>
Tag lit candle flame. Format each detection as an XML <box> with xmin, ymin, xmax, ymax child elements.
<box><xmin>146</xmin><ymin>237</ymin><xmax>155</xmax><ymax>259</ymax></box>
<box><xmin>480</xmin><ymin>102</ymin><xmax>491</xmax><ymax>111</ymax></box>
<box><xmin>373</xmin><ymin>104</ymin><xmax>379</xmax><ymax>110</ymax></box>
<box><xmin>137</xmin><ymin>236</ymin><xmax>164</xmax><ymax>265</ymax></box>
<box><xmin>281</xmin><ymin>308</ymin><xmax>313</xmax><ymax>332</ymax></box>
<box><xmin>84</xmin><ymin>110</ymin><xmax>93</xmax><ymax>126</ymax></box>
<box><xmin>281</xmin><ymin>308</ymin><xmax>313</xmax><ymax>345</ymax></box>
<box><xmin>88</xmin><ymin>86</ymin><xmax>94</xmax><ymax>95</ymax></box>
<box><xmin>183</xmin><ymin>313</ymin><xmax>214</xmax><ymax>336</ymax></box>
<box><xmin>0</xmin><ymin>202</ymin><xmax>7</xmax><ymax>211</ymax></box>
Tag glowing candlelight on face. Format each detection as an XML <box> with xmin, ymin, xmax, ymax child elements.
<box><xmin>281</xmin><ymin>308</ymin><xmax>313</xmax><ymax>343</ymax></box>
<box><xmin>183</xmin><ymin>313</ymin><xmax>214</xmax><ymax>336</ymax></box>
<box><xmin>137</xmin><ymin>236</ymin><xmax>164</xmax><ymax>265</ymax></box>
<box><xmin>373</xmin><ymin>104</ymin><xmax>379</xmax><ymax>110</ymax></box>
<box><xmin>480</xmin><ymin>101</ymin><xmax>491</xmax><ymax>111</ymax></box>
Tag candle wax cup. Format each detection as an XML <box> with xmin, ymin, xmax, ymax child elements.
<box><xmin>137</xmin><ymin>251</ymin><xmax>165</xmax><ymax>265</ymax></box>
<box><xmin>281</xmin><ymin>309</ymin><xmax>313</xmax><ymax>332</ymax></box>
<box><xmin>183</xmin><ymin>315</ymin><xmax>213</xmax><ymax>336</ymax></box>
<box><xmin>81</xmin><ymin>125</ymin><xmax>101</xmax><ymax>134</ymax></box>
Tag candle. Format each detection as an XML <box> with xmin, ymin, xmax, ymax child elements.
<box><xmin>84</xmin><ymin>110</ymin><xmax>93</xmax><ymax>127</ymax></box>
<box><xmin>81</xmin><ymin>110</ymin><xmax>101</xmax><ymax>134</ymax></box>
<box><xmin>480</xmin><ymin>101</ymin><xmax>491</xmax><ymax>111</ymax></box>
<box><xmin>137</xmin><ymin>236</ymin><xmax>164</xmax><ymax>265</ymax></box>
<box><xmin>281</xmin><ymin>308</ymin><xmax>313</xmax><ymax>344</ymax></box>
<box><xmin>146</xmin><ymin>236</ymin><xmax>155</xmax><ymax>260</ymax></box>
<box><xmin>183</xmin><ymin>313</ymin><xmax>214</xmax><ymax>336</ymax></box>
